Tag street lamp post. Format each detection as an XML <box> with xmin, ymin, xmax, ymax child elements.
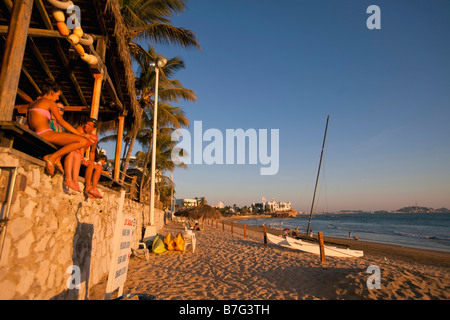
<box><xmin>170</xmin><ymin>174</ymin><xmax>174</xmax><ymax>220</ymax></box>
<box><xmin>149</xmin><ymin>56</ymin><xmax>167</xmax><ymax>226</ymax></box>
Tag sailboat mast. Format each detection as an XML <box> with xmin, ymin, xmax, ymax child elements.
<box><xmin>306</xmin><ymin>115</ymin><xmax>330</xmax><ymax>236</ymax></box>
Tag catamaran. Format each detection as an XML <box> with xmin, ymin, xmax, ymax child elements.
<box><xmin>266</xmin><ymin>115</ymin><xmax>364</xmax><ymax>258</ymax></box>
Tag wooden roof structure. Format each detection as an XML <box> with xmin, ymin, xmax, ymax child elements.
<box><xmin>0</xmin><ymin>0</ymin><xmax>140</xmax><ymax>180</ymax></box>
<box><xmin>0</xmin><ymin>0</ymin><xmax>138</xmax><ymax>119</ymax></box>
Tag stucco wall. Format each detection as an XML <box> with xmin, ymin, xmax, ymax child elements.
<box><xmin>0</xmin><ymin>148</ymin><xmax>165</xmax><ymax>300</ymax></box>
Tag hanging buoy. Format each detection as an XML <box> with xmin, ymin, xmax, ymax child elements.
<box><xmin>81</xmin><ymin>53</ymin><xmax>91</xmax><ymax>63</ymax></box>
<box><xmin>52</xmin><ymin>8</ymin><xmax>65</xmax><ymax>22</ymax></box>
<box><xmin>74</xmin><ymin>44</ymin><xmax>85</xmax><ymax>56</ymax></box>
<box><xmin>81</xmin><ymin>54</ymin><xmax>98</xmax><ymax>66</ymax></box>
<box><xmin>88</xmin><ymin>55</ymin><xmax>98</xmax><ymax>66</ymax></box>
<box><xmin>47</xmin><ymin>0</ymin><xmax>74</xmax><ymax>10</ymax></box>
<box><xmin>68</xmin><ymin>33</ymin><xmax>80</xmax><ymax>45</ymax></box>
<box><xmin>56</xmin><ymin>22</ymin><xmax>70</xmax><ymax>36</ymax></box>
<box><xmin>73</xmin><ymin>27</ymin><xmax>83</xmax><ymax>38</ymax></box>
<box><xmin>89</xmin><ymin>55</ymin><xmax>98</xmax><ymax>66</ymax></box>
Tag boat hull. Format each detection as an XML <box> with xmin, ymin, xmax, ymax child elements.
<box><xmin>266</xmin><ymin>233</ymin><xmax>291</xmax><ymax>248</ymax></box>
<box><xmin>285</xmin><ymin>236</ymin><xmax>364</xmax><ymax>258</ymax></box>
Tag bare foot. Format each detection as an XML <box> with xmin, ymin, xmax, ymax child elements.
<box><xmin>89</xmin><ymin>188</ymin><xmax>103</xmax><ymax>199</ymax></box>
<box><xmin>64</xmin><ymin>180</ymin><xmax>80</xmax><ymax>192</ymax></box>
<box><xmin>84</xmin><ymin>187</ymin><xmax>96</xmax><ymax>199</ymax></box>
<box><xmin>43</xmin><ymin>155</ymin><xmax>55</xmax><ymax>176</ymax></box>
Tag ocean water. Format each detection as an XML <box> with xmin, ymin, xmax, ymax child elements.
<box><xmin>241</xmin><ymin>212</ymin><xmax>450</xmax><ymax>253</ymax></box>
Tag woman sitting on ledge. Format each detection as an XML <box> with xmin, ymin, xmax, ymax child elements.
<box><xmin>27</xmin><ymin>82</ymin><xmax>90</xmax><ymax>176</ymax></box>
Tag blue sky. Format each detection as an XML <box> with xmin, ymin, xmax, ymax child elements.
<box><xmin>102</xmin><ymin>0</ymin><xmax>450</xmax><ymax>212</ymax></box>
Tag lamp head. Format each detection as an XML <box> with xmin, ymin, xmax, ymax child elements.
<box><xmin>156</xmin><ymin>57</ymin><xmax>167</xmax><ymax>68</ymax></box>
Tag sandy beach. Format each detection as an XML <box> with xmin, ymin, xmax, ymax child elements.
<box><xmin>89</xmin><ymin>219</ymin><xmax>450</xmax><ymax>300</ymax></box>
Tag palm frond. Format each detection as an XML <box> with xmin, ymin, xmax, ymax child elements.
<box><xmin>134</xmin><ymin>23</ymin><xmax>200</xmax><ymax>49</ymax></box>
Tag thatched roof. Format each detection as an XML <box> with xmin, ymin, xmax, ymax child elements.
<box><xmin>0</xmin><ymin>0</ymin><xmax>139</xmax><ymax>125</ymax></box>
<box><xmin>175</xmin><ymin>205</ymin><xmax>222</xmax><ymax>221</ymax></box>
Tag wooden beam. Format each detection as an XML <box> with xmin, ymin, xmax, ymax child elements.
<box><xmin>90</xmin><ymin>73</ymin><xmax>103</xmax><ymax>121</ymax></box>
<box><xmin>114</xmin><ymin>112</ymin><xmax>127</xmax><ymax>181</ymax></box>
<box><xmin>0</xmin><ymin>0</ymin><xmax>34</xmax><ymax>121</ymax></box>
<box><xmin>1</xmin><ymin>33</ymin><xmax>41</xmax><ymax>99</ymax></box>
<box><xmin>20</xmin><ymin>65</ymin><xmax>42</xmax><ymax>96</ymax></box>
<box><xmin>27</xmin><ymin>37</ymin><xmax>69</xmax><ymax>106</ymax></box>
<box><xmin>16</xmin><ymin>89</ymin><xmax>33</xmax><ymax>103</ymax></box>
<box><xmin>0</xmin><ymin>26</ymin><xmax>65</xmax><ymax>38</ymax></box>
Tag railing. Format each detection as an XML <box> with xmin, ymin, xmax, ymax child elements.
<box><xmin>119</xmin><ymin>170</ymin><xmax>138</xmax><ymax>201</ymax></box>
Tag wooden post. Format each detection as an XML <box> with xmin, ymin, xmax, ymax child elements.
<box><xmin>85</xmin><ymin>72</ymin><xmax>104</xmax><ymax>157</ymax></box>
<box><xmin>129</xmin><ymin>176</ymin><xmax>137</xmax><ymax>200</ymax></box>
<box><xmin>244</xmin><ymin>224</ymin><xmax>247</xmax><ymax>239</ymax></box>
<box><xmin>231</xmin><ymin>222</ymin><xmax>233</xmax><ymax>234</ymax></box>
<box><xmin>114</xmin><ymin>112</ymin><xmax>127</xmax><ymax>181</ymax></box>
<box><xmin>90</xmin><ymin>73</ymin><xmax>103</xmax><ymax>121</ymax></box>
<box><xmin>0</xmin><ymin>0</ymin><xmax>34</xmax><ymax>121</ymax></box>
<box><xmin>318</xmin><ymin>232</ymin><xmax>326</xmax><ymax>263</ymax></box>
<box><xmin>263</xmin><ymin>225</ymin><xmax>267</xmax><ymax>247</ymax></box>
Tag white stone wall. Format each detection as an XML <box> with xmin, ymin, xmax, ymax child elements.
<box><xmin>0</xmin><ymin>150</ymin><xmax>165</xmax><ymax>300</ymax></box>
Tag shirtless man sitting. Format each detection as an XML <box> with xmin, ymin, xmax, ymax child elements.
<box><xmin>63</xmin><ymin>118</ymin><xmax>103</xmax><ymax>198</ymax></box>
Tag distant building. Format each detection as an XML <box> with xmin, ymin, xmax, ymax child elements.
<box><xmin>278</xmin><ymin>201</ymin><xmax>292</xmax><ymax>211</ymax></box>
<box><xmin>253</xmin><ymin>198</ymin><xmax>291</xmax><ymax>213</ymax></box>
<box><xmin>176</xmin><ymin>198</ymin><xmax>198</xmax><ymax>209</ymax></box>
<box><xmin>218</xmin><ymin>201</ymin><xmax>225</xmax><ymax>209</ymax></box>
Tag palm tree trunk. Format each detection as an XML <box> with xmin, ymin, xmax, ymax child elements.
<box><xmin>139</xmin><ymin>135</ymin><xmax>153</xmax><ymax>202</ymax></box>
<box><xmin>120</xmin><ymin>108</ymin><xmax>143</xmax><ymax>183</ymax></box>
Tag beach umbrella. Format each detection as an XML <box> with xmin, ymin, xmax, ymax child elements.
<box><xmin>175</xmin><ymin>204</ymin><xmax>222</xmax><ymax>221</ymax></box>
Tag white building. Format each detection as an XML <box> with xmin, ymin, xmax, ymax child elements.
<box><xmin>218</xmin><ymin>201</ymin><xmax>225</xmax><ymax>209</ymax></box>
<box><xmin>175</xmin><ymin>198</ymin><xmax>198</xmax><ymax>208</ymax></box>
<box><xmin>264</xmin><ymin>198</ymin><xmax>292</xmax><ymax>212</ymax></box>
<box><xmin>278</xmin><ymin>201</ymin><xmax>292</xmax><ymax>211</ymax></box>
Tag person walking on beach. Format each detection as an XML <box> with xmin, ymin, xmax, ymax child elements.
<box><xmin>27</xmin><ymin>82</ymin><xmax>90</xmax><ymax>176</ymax></box>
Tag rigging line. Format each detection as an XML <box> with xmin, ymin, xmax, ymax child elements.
<box><xmin>315</xmin><ymin>151</ymin><xmax>328</xmax><ymax>214</ymax></box>
<box><xmin>322</xmin><ymin>146</ymin><xmax>329</xmax><ymax>213</ymax></box>
<box><xmin>307</xmin><ymin>115</ymin><xmax>330</xmax><ymax>234</ymax></box>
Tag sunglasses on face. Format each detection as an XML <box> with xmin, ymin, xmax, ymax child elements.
<box><xmin>58</xmin><ymin>107</ymin><xmax>65</xmax><ymax>112</ymax></box>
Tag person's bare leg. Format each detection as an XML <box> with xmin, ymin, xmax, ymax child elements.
<box><xmin>41</xmin><ymin>132</ymin><xmax>87</xmax><ymax>170</ymax></box>
<box><xmin>83</xmin><ymin>161</ymin><xmax>95</xmax><ymax>194</ymax></box>
<box><xmin>90</xmin><ymin>164</ymin><xmax>103</xmax><ymax>198</ymax></box>
<box><xmin>63</xmin><ymin>152</ymin><xmax>81</xmax><ymax>192</ymax></box>
<box><xmin>71</xmin><ymin>152</ymin><xmax>83</xmax><ymax>192</ymax></box>
<box><xmin>63</xmin><ymin>152</ymin><xmax>77</xmax><ymax>191</ymax></box>
<box><xmin>54</xmin><ymin>156</ymin><xmax>64</xmax><ymax>174</ymax></box>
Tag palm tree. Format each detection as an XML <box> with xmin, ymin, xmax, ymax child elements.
<box><xmin>120</xmin><ymin>0</ymin><xmax>201</xmax><ymax>55</ymax></box>
<box><xmin>139</xmin><ymin>129</ymin><xmax>188</xmax><ymax>203</ymax></box>
<box><xmin>136</xmin><ymin>48</ymin><xmax>197</xmax><ymax>199</ymax></box>
<box><xmin>118</xmin><ymin>48</ymin><xmax>195</xmax><ymax>183</ymax></box>
<box><xmin>112</xmin><ymin>0</ymin><xmax>200</xmax><ymax>181</ymax></box>
<box><xmin>137</xmin><ymin>103</ymin><xmax>189</xmax><ymax>201</ymax></box>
